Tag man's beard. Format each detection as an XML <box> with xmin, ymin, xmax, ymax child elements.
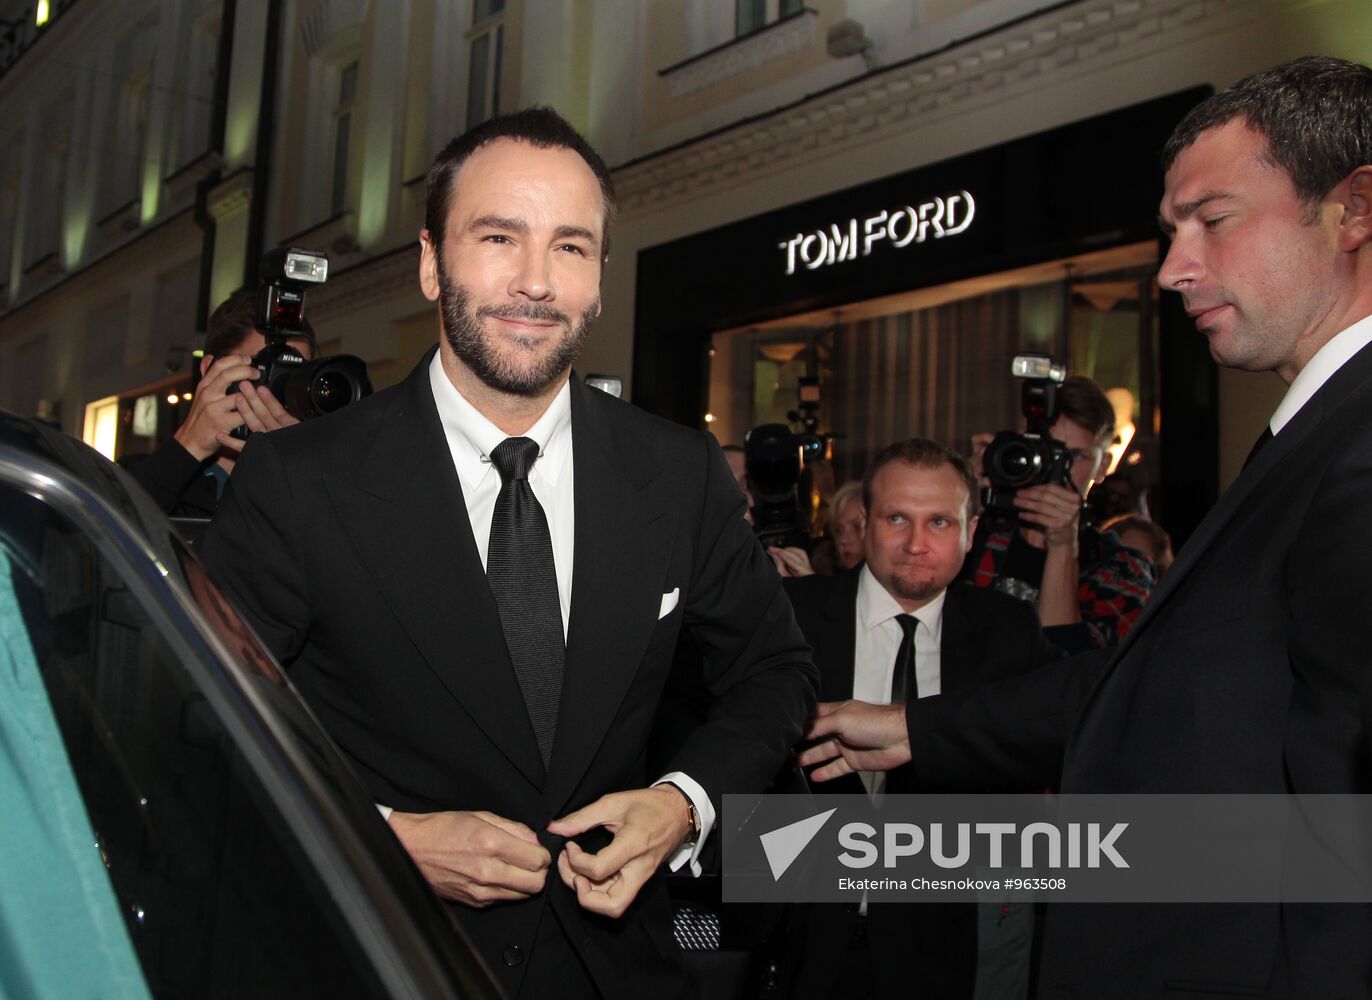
<box><xmin>889</xmin><ymin>575</ymin><xmax>945</xmax><ymax>603</ymax></box>
<box><xmin>437</xmin><ymin>253</ymin><xmax>597</xmax><ymax>396</ymax></box>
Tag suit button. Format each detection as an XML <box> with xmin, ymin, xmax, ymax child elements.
<box><xmin>503</xmin><ymin>945</ymin><xmax>523</xmax><ymax>967</ymax></box>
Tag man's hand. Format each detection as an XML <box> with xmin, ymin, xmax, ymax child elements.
<box><xmin>547</xmin><ymin>786</ymin><xmax>693</xmax><ymax>918</ymax></box>
<box><xmin>969</xmin><ymin>432</ymin><xmax>994</xmax><ymax>490</ymax></box>
<box><xmin>768</xmin><ymin>545</ymin><xmax>816</xmax><ymax>577</ymax></box>
<box><xmin>232</xmin><ymin>380</ymin><xmax>302</xmax><ymax>438</ymax></box>
<box><xmin>798</xmin><ymin>700</ymin><xmax>912</xmax><ymax>780</ymax></box>
<box><xmin>172</xmin><ymin>354</ymin><xmax>262</xmax><ymax>461</ymax></box>
<box><xmin>387</xmin><ymin>810</ymin><xmax>550</xmax><ymax>908</ymax></box>
<box><xmin>1013</xmin><ymin>483</ymin><xmax>1083</xmax><ymax>550</ymax></box>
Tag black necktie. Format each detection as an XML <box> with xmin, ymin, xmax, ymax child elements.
<box><xmin>487</xmin><ymin>437</ymin><xmax>564</xmax><ymax>769</ymax></box>
<box><xmin>1242</xmin><ymin>426</ymin><xmax>1274</xmax><ymax>470</ymax></box>
<box><xmin>889</xmin><ymin>614</ymin><xmax>919</xmax><ymax>702</ymax></box>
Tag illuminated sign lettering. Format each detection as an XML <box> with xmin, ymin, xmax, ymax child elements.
<box><xmin>777</xmin><ymin>191</ymin><xmax>976</xmax><ymax>275</ymax></box>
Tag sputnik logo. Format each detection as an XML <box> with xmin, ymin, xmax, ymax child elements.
<box><xmin>759</xmin><ymin>808</ymin><xmax>838</xmax><ymax>881</ymax></box>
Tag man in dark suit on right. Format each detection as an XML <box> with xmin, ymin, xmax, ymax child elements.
<box><xmin>802</xmin><ymin>56</ymin><xmax>1372</xmax><ymax>997</ymax></box>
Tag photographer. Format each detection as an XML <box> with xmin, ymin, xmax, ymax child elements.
<box><xmin>122</xmin><ymin>288</ymin><xmax>316</xmax><ymax>517</ymax></box>
<box><xmin>963</xmin><ymin>375</ymin><xmax>1155</xmax><ymax>652</ymax></box>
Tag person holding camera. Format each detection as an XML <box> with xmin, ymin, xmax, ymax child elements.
<box><xmin>963</xmin><ymin>375</ymin><xmax>1154</xmax><ymax>653</ymax></box>
<box><xmin>122</xmin><ymin>288</ymin><xmax>316</xmax><ymax>518</ymax></box>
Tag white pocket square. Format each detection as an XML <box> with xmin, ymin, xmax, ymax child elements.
<box><xmin>658</xmin><ymin>588</ymin><xmax>680</xmax><ymax>620</ymax></box>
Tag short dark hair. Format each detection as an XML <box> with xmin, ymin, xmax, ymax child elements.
<box><xmin>204</xmin><ymin>287</ymin><xmax>317</xmax><ymax>358</ymax></box>
<box><xmin>1162</xmin><ymin>56</ymin><xmax>1372</xmax><ymax>213</ymax></box>
<box><xmin>1057</xmin><ymin>375</ymin><xmax>1114</xmax><ymax>444</ymax></box>
<box><xmin>424</xmin><ymin>106</ymin><xmax>617</xmax><ymax>258</ymax></box>
<box><xmin>862</xmin><ymin>438</ymin><xmax>979</xmax><ymax>523</ymax></box>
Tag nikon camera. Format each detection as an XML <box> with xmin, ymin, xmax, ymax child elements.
<box><xmin>229</xmin><ymin>248</ymin><xmax>372</xmax><ymax>436</ymax></box>
<box><xmin>980</xmin><ymin>354</ymin><xmax>1073</xmax><ymax>521</ymax></box>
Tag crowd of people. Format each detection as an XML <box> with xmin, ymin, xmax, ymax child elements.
<box><xmin>128</xmin><ymin>53</ymin><xmax>1372</xmax><ymax>1000</ymax></box>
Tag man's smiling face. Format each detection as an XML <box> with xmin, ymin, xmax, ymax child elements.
<box><xmin>421</xmin><ymin>138</ymin><xmax>605</xmax><ymax>396</ymax></box>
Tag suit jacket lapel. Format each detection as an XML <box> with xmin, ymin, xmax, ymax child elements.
<box><xmin>1077</xmin><ymin>336</ymin><xmax>1372</xmax><ymax>712</ymax></box>
<box><xmin>817</xmin><ymin>569</ymin><xmax>861</xmax><ymax>703</ymax></box>
<box><xmin>938</xmin><ymin>586</ymin><xmax>979</xmax><ymax>696</ymax></box>
<box><xmin>323</xmin><ymin>350</ymin><xmax>546</xmax><ymax>790</ymax></box>
<box><xmin>545</xmin><ymin>378</ymin><xmax>675</xmax><ymax>811</ymax></box>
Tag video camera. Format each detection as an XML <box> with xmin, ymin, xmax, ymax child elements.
<box><xmin>228</xmin><ymin>248</ymin><xmax>372</xmax><ymax>437</ymax></box>
<box><xmin>981</xmin><ymin>354</ymin><xmax>1072</xmax><ymax>521</ymax></box>
<box><xmin>744</xmin><ymin>377</ymin><xmax>834</xmax><ymax>549</ymax></box>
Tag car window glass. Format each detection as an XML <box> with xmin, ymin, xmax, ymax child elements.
<box><xmin>0</xmin><ymin>481</ymin><xmax>390</xmax><ymax>999</ymax></box>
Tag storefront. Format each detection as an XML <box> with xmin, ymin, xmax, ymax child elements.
<box><xmin>633</xmin><ymin>87</ymin><xmax>1218</xmax><ymax>544</ymax></box>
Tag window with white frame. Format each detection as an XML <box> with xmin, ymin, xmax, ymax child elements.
<box><xmin>736</xmin><ymin>0</ymin><xmax>803</xmax><ymax>36</ymax></box>
<box><xmin>465</xmin><ymin>0</ymin><xmax>504</xmax><ymax>129</ymax></box>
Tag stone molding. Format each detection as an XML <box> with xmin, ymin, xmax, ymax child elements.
<box><xmin>616</xmin><ymin>0</ymin><xmax>1239</xmax><ymax>216</ymax></box>
<box><xmin>661</xmin><ymin>11</ymin><xmax>820</xmax><ymax>99</ymax></box>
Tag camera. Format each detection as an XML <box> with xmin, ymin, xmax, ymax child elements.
<box><xmin>981</xmin><ymin>354</ymin><xmax>1073</xmax><ymax>521</ymax></box>
<box><xmin>744</xmin><ymin>423</ymin><xmax>810</xmax><ymax>550</ymax></box>
<box><xmin>229</xmin><ymin>248</ymin><xmax>373</xmax><ymax>437</ymax></box>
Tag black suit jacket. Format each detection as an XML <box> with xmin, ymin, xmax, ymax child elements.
<box><xmin>783</xmin><ymin>570</ymin><xmax>1061</xmax><ymax>1000</ymax></box>
<box><xmin>906</xmin><ymin>338</ymin><xmax>1372</xmax><ymax>998</ymax></box>
<box><xmin>200</xmin><ymin>351</ymin><xmax>817</xmax><ymax>999</ymax></box>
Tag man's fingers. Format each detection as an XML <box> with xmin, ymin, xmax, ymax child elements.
<box><xmin>806</xmin><ymin>703</ymin><xmax>851</xmax><ymax>738</ymax></box>
<box><xmin>556</xmin><ymin>845</ymin><xmax>578</xmax><ymax>891</ymax></box>
<box><xmin>796</xmin><ymin>738</ymin><xmax>841</xmax><ymax>768</ymax></box>
<box><xmin>478</xmin><ymin>822</ymin><xmax>550</xmax><ymax>872</ymax></box>
<box><xmin>809</xmin><ymin>757</ymin><xmax>857</xmax><ymax>782</ymax></box>
<box><xmin>477</xmin><ymin>811</ymin><xmax>542</xmax><ymax>845</ymax></box>
<box><xmin>215</xmin><ymin>431</ymin><xmax>246</xmax><ymax>454</ymax></box>
<box><xmin>234</xmin><ymin>384</ymin><xmax>272</xmax><ymax>432</ymax></box>
<box><xmin>562</xmin><ymin>836</ymin><xmax>637</xmax><ymax>885</ymax></box>
<box><xmin>570</xmin><ymin>858</ymin><xmax>645</xmax><ymax>919</ymax></box>
<box><xmin>548</xmin><ymin>795</ymin><xmax>618</xmax><ymax>838</ymax></box>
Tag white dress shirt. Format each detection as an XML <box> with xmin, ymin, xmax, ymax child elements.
<box><xmin>378</xmin><ymin>356</ymin><xmax>712</xmax><ymax>873</ymax></box>
<box><xmin>1270</xmin><ymin>313</ymin><xmax>1372</xmax><ymax>434</ymax></box>
<box><xmin>852</xmin><ymin>565</ymin><xmax>947</xmax><ymax>796</ymax></box>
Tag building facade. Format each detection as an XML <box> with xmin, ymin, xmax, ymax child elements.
<box><xmin>0</xmin><ymin>0</ymin><xmax>1368</xmax><ymax>537</ymax></box>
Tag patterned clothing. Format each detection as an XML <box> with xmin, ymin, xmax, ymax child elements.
<box><xmin>962</xmin><ymin>522</ymin><xmax>1156</xmax><ymax>653</ymax></box>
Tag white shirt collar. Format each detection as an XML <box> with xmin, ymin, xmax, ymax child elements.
<box><xmin>855</xmin><ymin>563</ymin><xmax>947</xmax><ymax>642</ymax></box>
<box><xmin>428</xmin><ymin>352</ymin><xmax>573</xmax><ymax>494</ymax></box>
<box><xmin>1270</xmin><ymin>313</ymin><xmax>1372</xmax><ymax>434</ymax></box>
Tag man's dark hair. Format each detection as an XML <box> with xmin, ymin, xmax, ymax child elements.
<box><xmin>1162</xmin><ymin>56</ymin><xmax>1372</xmax><ymax>213</ymax></box>
<box><xmin>1057</xmin><ymin>375</ymin><xmax>1115</xmax><ymax>443</ymax></box>
<box><xmin>204</xmin><ymin>287</ymin><xmax>317</xmax><ymax>358</ymax></box>
<box><xmin>424</xmin><ymin>106</ymin><xmax>617</xmax><ymax>258</ymax></box>
<box><xmin>862</xmin><ymin>438</ymin><xmax>979</xmax><ymax>523</ymax></box>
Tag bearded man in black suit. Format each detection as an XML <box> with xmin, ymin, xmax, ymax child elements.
<box><xmin>202</xmin><ymin>108</ymin><xmax>816</xmax><ymax>1000</ymax></box>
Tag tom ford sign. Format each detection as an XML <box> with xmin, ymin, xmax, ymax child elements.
<box><xmin>777</xmin><ymin>191</ymin><xmax>976</xmax><ymax>275</ymax></box>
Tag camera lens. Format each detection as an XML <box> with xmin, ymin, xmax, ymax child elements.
<box><xmin>310</xmin><ymin>369</ymin><xmax>353</xmax><ymax>414</ymax></box>
<box><xmin>988</xmin><ymin>438</ymin><xmax>1042</xmax><ymax>487</ymax></box>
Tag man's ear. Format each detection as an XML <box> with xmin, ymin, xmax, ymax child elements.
<box><xmin>963</xmin><ymin>514</ymin><xmax>979</xmax><ymax>553</ymax></box>
<box><xmin>199</xmin><ymin>354</ymin><xmax>213</xmax><ymax>379</ymax></box>
<box><xmin>418</xmin><ymin>229</ymin><xmax>441</xmax><ymax>302</ymax></box>
<box><xmin>1338</xmin><ymin>165</ymin><xmax>1372</xmax><ymax>252</ymax></box>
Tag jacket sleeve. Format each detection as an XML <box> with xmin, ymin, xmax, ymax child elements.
<box><xmin>902</xmin><ymin>648</ymin><xmax>1109</xmax><ymax>791</ymax></box>
<box><xmin>660</xmin><ymin>434</ymin><xmax>819</xmax><ymax>810</ymax></box>
<box><xmin>198</xmin><ymin>434</ymin><xmax>313</xmax><ymax>664</ymax></box>
<box><xmin>120</xmin><ymin>438</ymin><xmax>207</xmax><ymax>515</ymax></box>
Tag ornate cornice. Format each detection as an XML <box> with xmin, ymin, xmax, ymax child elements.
<box><xmin>615</xmin><ymin>0</ymin><xmax>1241</xmax><ymax>216</ymax></box>
<box><xmin>660</xmin><ymin>10</ymin><xmax>819</xmax><ymax>98</ymax></box>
